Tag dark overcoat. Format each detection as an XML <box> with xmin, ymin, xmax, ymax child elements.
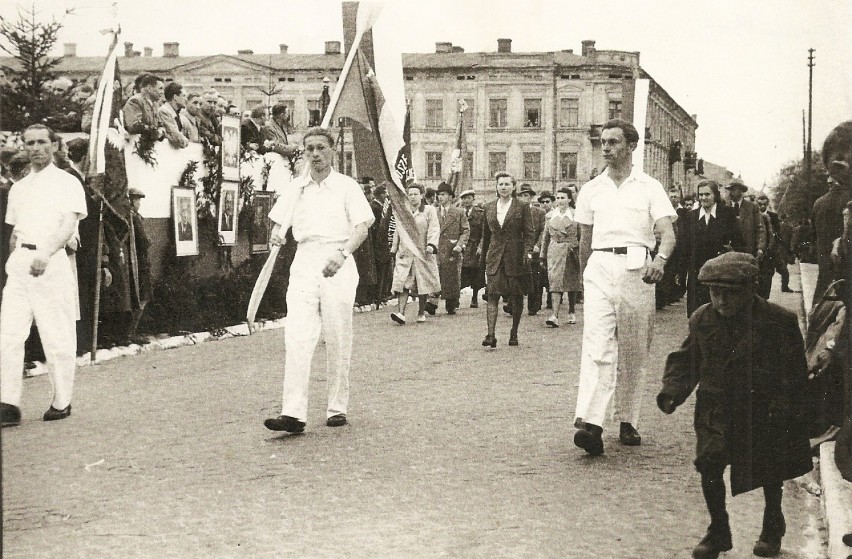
<box><xmin>481</xmin><ymin>199</ymin><xmax>535</xmax><ymax>277</ymax></box>
<box><xmin>462</xmin><ymin>205</ymin><xmax>485</xmax><ymax>269</ymax></box>
<box><xmin>660</xmin><ymin>296</ymin><xmax>813</xmax><ymax>496</ymax></box>
<box><xmin>436</xmin><ymin>205</ymin><xmax>470</xmax><ymax>299</ymax></box>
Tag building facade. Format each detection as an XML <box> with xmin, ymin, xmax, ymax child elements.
<box><xmin>24</xmin><ymin>38</ymin><xmax>700</xmax><ymax>194</ymax></box>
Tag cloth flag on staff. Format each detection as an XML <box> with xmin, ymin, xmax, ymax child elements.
<box><xmin>447</xmin><ymin>99</ymin><xmax>471</xmax><ymax>197</ymax></box>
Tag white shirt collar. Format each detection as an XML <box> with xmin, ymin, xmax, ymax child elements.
<box><xmin>699</xmin><ymin>204</ymin><xmax>717</xmax><ymax>220</ymax></box>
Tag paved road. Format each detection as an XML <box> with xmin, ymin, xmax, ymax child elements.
<box><xmin>1</xmin><ymin>273</ymin><xmax>826</xmax><ymax>558</ymax></box>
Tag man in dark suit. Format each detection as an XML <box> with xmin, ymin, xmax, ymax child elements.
<box><xmin>725</xmin><ymin>179</ymin><xmax>766</xmax><ymax>260</ymax></box>
<box><xmin>518</xmin><ymin>184</ymin><xmax>547</xmax><ymax>315</ymax></box>
<box><xmin>241</xmin><ymin>106</ymin><xmax>267</xmax><ymax>153</ymax></box>
<box><xmin>459</xmin><ymin>189</ymin><xmax>485</xmax><ymax>307</ymax></box>
<box><xmin>756</xmin><ymin>194</ymin><xmax>793</xmax><ymax>296</ymax></box>
<box><xmin>430</xmin><ymin>182</ymin><xmax>470</xmax><ymax>315</ymax></box>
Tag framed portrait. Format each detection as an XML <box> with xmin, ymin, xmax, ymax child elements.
<box><xmin>251</xmin><ymin>191</ymin><xmax>274</xmax><ymax>254</ymax></box>
<box><xmin>218</xmin><ymin>181</ymin><xmax>239</xmax><ymax>246</ymax></box>
<box><xmin>221</xmin><ymin>115</ymin><xmax>241</xmax><ymax>182</ymax></box>
<box><xmin>172</xmin><ymin>187</ymin><xmax>199</xmax><ymax>256</ymax></box>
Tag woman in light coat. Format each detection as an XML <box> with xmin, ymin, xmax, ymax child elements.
<box><xmin>390</xmin><ymin>184</ymin><xmax>441</xmax><ymax>324</ymax></box>
<box><xmin>540</xmin><ymin>187</ymin><xmax>582</xmax><ymax>327</ymax></box>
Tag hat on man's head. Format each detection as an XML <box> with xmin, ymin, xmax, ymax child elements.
<box><xmin>538</xmin><ymin>190</ymin><xmax>554</xmax><ymax>202</ymax></box>
<box><xmin>436</xmin><ymin>182</ymin><xmax>455</xmax><ymax>196</ymax></box>
<box><xmin>726</xmin><ymin>178</ymin><xmax>748</xmax><ymax>191</ymax></box>
<box><xmin>698</xmin><ymin>252</ymin><xmax>759</xmax><ymax>287</ymax></box>
<box><xmin>128</xmin><ymin>187</ymin><xmax>146</xmax><ymax>199</ymax></box>
<box><xmin>518</xmin><ymin>184</ymin><xmax>536</xmax><ymax>196</ymax></box>
<box><xmin>459</xmin><ymin>189</ymin><xmax>475</xmax><ymax>198</ymax></box>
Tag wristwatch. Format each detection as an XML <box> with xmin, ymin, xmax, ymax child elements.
<box><xmin>338</xmin><ymin>247</ymin><xmax>351</xmax><ymax>259</ymax></box>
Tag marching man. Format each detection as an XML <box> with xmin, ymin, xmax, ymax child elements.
<box><xmin>1</xmin><ymin>125</ymin><xmax>88</xmax><ymax>427</ymax></box>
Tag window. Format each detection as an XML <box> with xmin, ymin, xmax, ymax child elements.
<box><xmin>608</xmin><ymin>99</ymin><xmax>623</xmax><ymax>120</ymax></box>
<box><xmin>342</xmin><ymin>151</ymin><xmax>354</xmax><ymax>176</ymax></box>
<box><xmin>559</xmin><ymin>98</ymin><xmax>579</xmax><ymax>127</ymax></box>
<box><xmin>524</xmin><ymin>99</ymin><xmax>542</xmax><ymax>128</ymax></box>
<box><xmin>489</xmin><ymin>99</ymin><xmax>507</xmax><ymax>128</ymax></box>
<box><xmin>559</xmin><ymin>152</ymin><xmax>578</xmax><ymax>180</ymax></box>
<box><xmin>465</xmin><ymin>150</ymin><xmax>474</xmax><ymax>178</ymax></box>
<box><xmin>426</xmin><ymin>151</ymin><xmax>443</xmax><ymax>179</ymax></box>
<box><xmin>307</xmin><ymin>99</ymin><xmax>322</xmax><ymax>127</ymax></box>
<box><xmin>523</xmin><ymin>152</ymin><xmax>541</xmax><ymax>180</ymax></box>
<box><xmin>489</xmin><ymin>152</ymin><xmax>506</xmax><ymax>179</ymax></box>
<box><xmin>426</xmin><ymin>99</ymin><xmax>443</xmax><ymax>128</ymax></box>
<box><xmin>461</xmin><ymin>98</ymin><xmax>475</xmax><ymax>129</ymax></box>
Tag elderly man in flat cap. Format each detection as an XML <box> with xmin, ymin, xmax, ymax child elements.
<box><xmin>657</xmin><ymin>252</ymin><xmax>812</xmax><ymax>559</ymax></box>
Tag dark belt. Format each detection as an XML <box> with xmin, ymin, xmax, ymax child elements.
<box><xmin>593</xmin><ymin>247</ymin><xmax>628</xmax><ymax>255</ymax></box>
<box><xmin>21</xmin><ymin>243</ymin><xmax>37</xmax><ymax>250</ymax></box>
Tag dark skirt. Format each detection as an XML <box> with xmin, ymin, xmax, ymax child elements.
<box><xmin>487</xmin><ymin>259</ymin><xmax>530</xmax><ymax>297</ymax></box>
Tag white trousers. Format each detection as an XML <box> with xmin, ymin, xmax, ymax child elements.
<box><xmin>281</xmin><ymin>244</ymin><xmax>359</xmax><ymax>422</ymax></box>
<box><xmin>574</xmin><ymin>251</ymin><xmax>655</xmax><ymax>428</ymax></box>
<box><xmin>1</xmin><ymin>249</ymin><xmax>78</xmax><ymax>409</ymax></box>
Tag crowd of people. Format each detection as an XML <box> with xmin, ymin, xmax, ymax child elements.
<box><xmin>1</xmin><ymin>73</ymin><xmax>850</xmax><ymax>557</ymax></box>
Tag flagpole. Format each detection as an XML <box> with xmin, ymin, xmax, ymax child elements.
<box><xmin>90</xmin><ymin>201</ymin><xmax>104</xmax><ymax>362</ymax></box>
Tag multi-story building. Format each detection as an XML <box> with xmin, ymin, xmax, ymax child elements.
<box><xmin>26</xmin><ymin>38</ymin><xmax>700</xmax><ymax>194</ymax></box>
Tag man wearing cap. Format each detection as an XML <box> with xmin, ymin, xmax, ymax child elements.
<box><xmin>126</xmin><ymin>188</ymin><xmax>151</xmax><ymax>344</ymax></box>
<box><xmin>428</xmin><ymin>182</ymin><xmax>470</xmax><ymax>315</ymax></box>
<box><xmin>517</xmin><ymin>184</ymin><xmax>547</xmax><ymax>315</ymax></box>
<box><xmin>536</xmin><ymin>190</ymin><xmax>555</xmax><ymax>307</ymax></box>
<box><xmin>658</xmin><ymin>252</ymin><xmax>812</xmax><ymax>559</ymax></box>
<box><xmin>1</xmin><ymin>125</ymin><xmax>87</xmax><ymax>427</ymax></box>
<box><xmin>459</xmin><ymin>189</ymin><xmax>485</xmax><ymax>307</ymax></box>
<box><xmin>572</xmin><ymin>119</ymin><xmax>676</xmax><ymax>455</ymax></box>
<box><xmin>725</xmin><ymin>179</ymin><xmax>766</xmax><ymax>260</ymax></box>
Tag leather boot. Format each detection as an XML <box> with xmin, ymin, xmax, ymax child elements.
<box><xmin>753</xmin><ymin>509</ymin><xmax>784</xmax><ymax>557</ymax></box>
<box><xmin>692</xmin><ymin>519</ymin><xmax>733</xmax><ymax>559</ymax></box>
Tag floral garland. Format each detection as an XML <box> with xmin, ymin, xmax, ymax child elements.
<box><xmin>198</xmin><ymin>139</ymin><xmax>221</xmax><ymax>218</ymax></box>
<box><xmin>287</xmin><ymin>148</ymin><xmax>303</xmax><ymax>176</ymax></box>
<box><xmin>133</xmin><ymin>126</ymin><xmax>161</xmax><ymax>167</ymax></box>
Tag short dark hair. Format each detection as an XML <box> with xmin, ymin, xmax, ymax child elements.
<box><xmin>756</xmin><ymin>194</ymin><xmax>770</xmax><ymax>203</ymax></box>
<box><xmin>139</xmin><ymin>74</ymin><xmax>163</xmax><ymax>89</ymax></box>
<box><xmin>696</xmin><ymin>179</ymin><xmax>722</xmax><ymax>205</ymax></box>
<box><xmin>373</xmin><ymin>184</ymin><xmax>387</xmax><ymax>196</ymax></box>
<box><xmin>302</xmin><ymin>126</ymin><xmax>335</xmax><ymax>147</ymax></box>
<box><xmin>360</xmin><ymin>176</ymin><xmax>375</xmax><ymax>185</ymax></box>
<box><xmin>187</xmin><ymin>93</ymin><xmax>200</xmax><ymax>102</ymax></box>
<box><xmin>163</xmin><ymin>82</ymin><xmax>182</xmax><ymax>101</ymax></box>
<box><xmin>22</xmin><ymin>123</ymin><xmax>57</xmax><ymax>143</ymax></box>
<box><xmin>822</xmin><ymin>120</ymin><xmax>852</xmax><ymax>168</ymax></box>
<box><xmin>66</xmin><ymin>137</ymin><xmax>88</xmax><ymax>164</ymax></box>
<box><xmin>250</xmin><ymin>105</ymin><xmax>266</xmax><ymax>119</ymax></box>
<box><xmin>271</xmin><ymin>103</ymin><xmax>288</xmax><ymax>117</ymax></box>
<box><xmin>494</xmin><ymin>171</ymin><xmax>515</xmax><ymax>185</ymax></box>
<box><xmin>602</xmin><ymin>119</ymin><xmax>640</xmax><ymax>145</ymax></box>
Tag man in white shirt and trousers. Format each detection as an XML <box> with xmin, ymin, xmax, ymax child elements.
<box><xmin>1</xmin><ymin>125</ymin><xmax>88</xmax><ymax>427</ymax></box>
<box><xmin>572</xmin><ymin>119</ymin><xmax>676</xmax><ymax>455</ymax></box>
<box><xmin>264</xmin><ymin>127</ymin><xmax>374</xmax><ymax>434</ymax></box>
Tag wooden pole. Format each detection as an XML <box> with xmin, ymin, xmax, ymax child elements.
<box><xmin>90</xmin><ymin>200</ymin><xmax>105</xmax><ymax>363</ymax></box>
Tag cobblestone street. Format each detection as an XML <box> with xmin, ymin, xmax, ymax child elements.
<box><xmin>1</xmin><ymin>275</ymin><xmax>826</xmax><ymax>558</ymax></box>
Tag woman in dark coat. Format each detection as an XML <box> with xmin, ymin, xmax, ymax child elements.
<box><xmin>680</xmin><ymin>179</ymin><xmax>745</xmax><ymax>316</ymax></box>
<box><xmin>658</xmin><ymin>252</ymin><xmax>813</xmax><ymax>559</ymax></box>
<box><xmin>480</xmin><ymin>172</ymin><xmax>535</xmax><ymax>347</ymax></box>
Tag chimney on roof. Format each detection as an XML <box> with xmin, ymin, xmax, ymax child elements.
<box><xmin>143</xmin><ymin>47</ymin><xmax>153</xmax><ymax>57</ymax></box>
<box><xmin>581</xmin><ymin>40</ymin><xmax>596</xmax><ymax>57</ymax></box>
<box><xmin>497</xmin><ymin>38</ymin><xmax>512</xmax><ymax>53</ymax></box>
<box><xmin>237</xmin><ymin>49</ymin><xmax>254</xmax><ymax>56</ymax></box>
<box><xmin>279</xmin><ymin>44</ymin><xmax>289</xmax><ymax>54</ymax></box>
<box><xmin>452</xmin><ymin>45</ymin><xmax>464</xmax><ymax>53</ymax></box>
<box><xmin>691</xmin><ymin>114</ymin><xmax>698</xmax><ymax>124</ymax></box>
<box><xmin>124</xmin><ymin>42</ymin><xmax>134</xmax><ymax>57</ymax></box>
<box><xmin>63</xmin><ymin>43</ymin><xmax>76</xmax><ymax>57</ymax></box>
<box><xmin>163</xmin><ymin>42</ymin><xmax>179</xmax><ymax>58</ymax></box>
<box><xmin>435</xmin><ymin>42</ymin><xmax>453</xmax><ymax>53</ymax></box>
<box><xmin>325</xmin><ymin>41</ymin><xmax>341</xmax><ymax>55</ymax></box>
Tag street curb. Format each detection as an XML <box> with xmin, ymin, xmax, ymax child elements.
<box><xmin>798</xmin><ymin>262</ymin><xmax>852</xmax><ymax>559</ymax></box>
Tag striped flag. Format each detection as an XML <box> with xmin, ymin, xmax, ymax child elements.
<box><xmin>447</xmin><ymin>99</ymin><xmax>470</xmax><ymax>196</ymax></box>
<box><xmin>322</xmin><ymin>1</ymin><xmax>435</xmax><ymax>271</ymax></box>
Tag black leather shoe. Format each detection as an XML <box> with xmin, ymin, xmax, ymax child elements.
<box><xmin>753</xmin><ymin>511</ymin><xmax>784</xmax><ymax>557</ymax></box>
<box><xmin>619</xmin><ymin>422</ymin><xmax>642</xmax><ymax>446</ymax></box>
<box><xmin>692</xmin><ymin>525</ymin><xmax>733</xmax><ymax>559</ymax></box>
<box><xmin>446</xmin><ymin>308</ymin><xmax>456</xmax><ymax>315</ymax></box>
<box><xmin>508</xmin><ymin>335</ymin><xmax>519</xmax><ymax>346</ymax></box>
<box><xmin>264</xmin><ymin>415</ymin><xmax>305</xmax><ymax>433</ymax></box>
<box><xmin>327</xmin><ymin>414</ymin><xmax>347</xmax><ymax>427</ymax></box>
<box><xmin>424</xmin><ymin>301</ymin><xmax>438</xmax><ymax>315</ymax></box>
<box><xmin>482</xmin><ymin>335</ymin><xmax>497</xmax><ymax>348</ymax></box>
<box><xmin>1</xmin><ymin>403</ymin><xmax>21</xmax><ymax>427</ymax></box>
<box><xmin>43</xmin><ymin>405</ymin><xmax>71</xmax><ymax>422</ymax></box>
<box><xmin>502</xmin><ymin>304</ymin><xmax>512</xmax><ymax>315</ymax></box>
<box><xmin>573</xmin><ymin>423</ymin><xmax>604</xmax><ymax>455</ymax></box>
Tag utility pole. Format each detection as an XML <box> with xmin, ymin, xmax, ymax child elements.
<box><xmin>806</xmin><ymin>48</ymin><xmax>815</xmax><ymax>205</ymax></box>
<box><xmin>802</xmin><ymin>109</ymin><xmax>806</xmax><ymax>160</ymax></box>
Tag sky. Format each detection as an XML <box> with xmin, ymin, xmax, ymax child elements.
<box><xmin>2</xmin><ymin>0</ymin><xmax>850</xmax><ymax>188</ymax></box>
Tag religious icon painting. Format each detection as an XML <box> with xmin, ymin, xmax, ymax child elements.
<box><xmin>172</xmin><ymin>187</ymin><xmax>199</xmax><ymax>256</ymax></box>
<box><xmin>221</xmin><ymin>115</ymin><xmax>241</xmax><ymax>182</ymax></box>
<box><xmin>218</xmin><ymin>181</ymin><xmax>239</xmax><ymax>246</ymax></box>
<box><xmin>251</xmin><ymin>191</ymin><xmax>274</xmax><ymax>254</ymax></box>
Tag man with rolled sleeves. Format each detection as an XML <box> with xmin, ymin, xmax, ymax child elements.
<box><xmin>658</xmin><ymin>252</ymin><xmax>811</xmax><ymax>559</ymax></box>
<box><xmin>263</xmin><ymin>127</ymin><xmax>374</xmax><ymax>434</ymax></box>
<box><xmin>572</xmin><ymin>119</ymin><xmax>676</xmax><ymax>455</ymax></box>
<box><xmin>1</xmin><ymin>125</ymin><xmax>88</xmax><ymax>427</ymax></box>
